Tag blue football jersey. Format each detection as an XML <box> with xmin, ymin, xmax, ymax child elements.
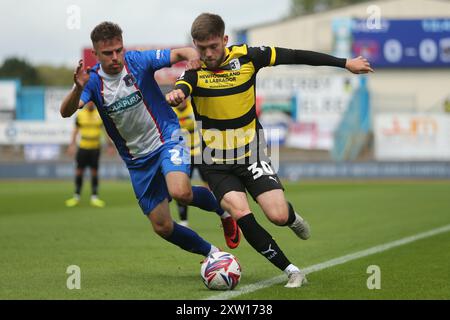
<box><xmin>80</xmin><ymin>49</ymin><xmax>181</xmax><ymax>167</ymax></box>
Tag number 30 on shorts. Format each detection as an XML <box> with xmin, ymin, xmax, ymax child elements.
<box><xmin>247</xmin><ymin>161</ymin><xmax>274</xmax><ymax>180</ymax></box>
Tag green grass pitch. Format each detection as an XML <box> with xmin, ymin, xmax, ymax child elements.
<box><xmin>0</xmin><ymin>180</ymin><xmax>449</xmax><ymax>300</ymax></box>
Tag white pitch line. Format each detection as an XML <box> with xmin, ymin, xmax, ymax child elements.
<box><xmin>206</xmin><ymin>223</ymin><xmax>450</xmax><ymax>300</ymax></box>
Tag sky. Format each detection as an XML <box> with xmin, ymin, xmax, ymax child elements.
<box><xmin>0</xmin><ymin>0</ymin><xmax>291</xmax><ymax>67</ymax></box>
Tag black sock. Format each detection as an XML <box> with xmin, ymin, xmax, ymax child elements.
<box><xmin>75</xmin><ymin>175</ymin><xmax>83</xmax><ymax>195</ymax></box>
<box><xmin>91</xmin><ymin>175</ymin><xmax>98</xmax><ymax>196</ymax></box>
<box><xmin>283</xmin><ymin>202</ymin><xmax>296</xmax><ymax>226</ymax></box>
<box><xmin>237</xmin><ymin>213</ymin><xmax>291</xmax><ymax>271</ymax></box>
<box><xmin>177</xmin><ymin>203</ymin><xmax>188</xmax><ymax>221</ymax></box>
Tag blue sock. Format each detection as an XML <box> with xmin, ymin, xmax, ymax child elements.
<box><xmin>166</xmin><ymin>222</ymin><xmax>212</xmax><ymax>256</ymax></box>
<box><xmin>191</xmin><ymin>186</ymin><xmax>224</xmax><ymax>217</ymax></box>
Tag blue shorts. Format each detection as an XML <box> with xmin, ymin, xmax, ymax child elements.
<box><xmin>128</xmin><ymin>141</ymin><xmax>190</xmax><ymax>215</ymax></box>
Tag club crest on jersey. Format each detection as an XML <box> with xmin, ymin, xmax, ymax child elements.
<box><xmin>123</xmin><ymin>73</ymin><xmax>136</xmax><ymax>87</ymax></box>
<box><xmin>229</xmin><ymin>58</ymin><xmax>241</xmax><ymax>71</ymax></box>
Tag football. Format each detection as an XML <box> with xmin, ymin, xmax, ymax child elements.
<box><xmin>200</xmin><ymin>251</ymin><xmax>241</xmax><ymax>290</ymax></box>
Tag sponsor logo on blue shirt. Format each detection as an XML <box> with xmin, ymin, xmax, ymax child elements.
<box><xmin>106</xmin><ymin>91</ymin><xmax>143</xmax><ymax>114</ymax></box>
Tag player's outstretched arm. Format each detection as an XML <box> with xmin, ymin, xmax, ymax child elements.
<box><xmin>345</xmin><ymin>56</ymin><xmax>374</xmax><ymax>74</ymax></box>
<box><xmin>166</xmin><ymin>89</ymin><xmax>186</xmax><ymax>107</ymax></box>
<box><xmin>60</xmin><ymin>59</ymin><xmax>91</xmax><ymax>118</ymax></box>
<box><xmin>170</xmin><ymin>47</ymin><xmax>201</xmax><ymax>70</ymax></box>
<box><xmin>269</xmin><ymin>48</ymin><xmax>373</xmax><ymax>73</ymax></box>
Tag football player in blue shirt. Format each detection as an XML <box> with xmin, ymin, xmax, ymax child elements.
<box><xmin>60</xmin><ymin>21</ymin><xmax>241</xmax><ymax>259</ymax></box>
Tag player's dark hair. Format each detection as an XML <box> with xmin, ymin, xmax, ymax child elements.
<box><xmin>90</xmin><ymin>21</ymin><xmax>123</xmax><ymax>44</ymax></box>
<box><xmin>191</xmin><ymin>13</ymin><xmax>225</xmax><ymax>41</ymax></box>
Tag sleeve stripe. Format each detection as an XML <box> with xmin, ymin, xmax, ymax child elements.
<box><xmin>269</xmin><ymin>47</ymin><xmax>277</xmax><ymax>66</ymax></box>
<box><xmin>175</xmin><ymin>80</ymin><xmax>193</xmax><ymax>95</ymax></box>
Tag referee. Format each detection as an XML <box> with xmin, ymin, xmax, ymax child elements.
<box><xmin>65</xmin><ymin>101</ymin><xmax>113</xmax><ymax>207</ymax></box>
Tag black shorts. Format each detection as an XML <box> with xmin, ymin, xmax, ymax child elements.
<box><xmin>76</xmin><ymin>148</ymin><xmax>100</xmax><ymax>170</ymax></box>
<box><xmin>190</xmin><ymin>163</ymin><xmax>208</xmax><ymax>182</ymax></box>
<box><xmin>200</xmin><ymin>160</ymin><xmax>284</xmax><ymax>203</ymax></box>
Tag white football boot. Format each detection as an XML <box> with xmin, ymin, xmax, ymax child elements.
<box><xmin>285</xmin><ymin>271</ymin><xmax>308</xmax><ymax>288</ymax></box>
<box><xmin>289</xmin><ymin>212</ymin><xmax>311</xmax><ymax>240</ymax></box>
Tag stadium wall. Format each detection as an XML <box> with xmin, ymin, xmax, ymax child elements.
<box><xmin>240</xmin><ymin>0</ymin><xmax>450</xmax><ymax>112</ymax></box>
<box><xmin>1</xmin><ymin>161</ymin><xmax>449</xmax><ymax>179</ymax></box>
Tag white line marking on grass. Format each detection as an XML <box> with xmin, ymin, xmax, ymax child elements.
<box><xmin>206</xmin><ymin>223</ymin><xmax>450</xmax><ymax>300</ymax></box>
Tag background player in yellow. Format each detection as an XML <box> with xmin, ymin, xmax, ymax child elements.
<box><xmin>166</xmin><ymin>13</ymin><xmax>373</xmax><ymax>288</ymax></box>
<box><xmin>172</xmin><ymin>97</ymin><xmax>209</xmax><ymax>227</ymax></box>
<box><xmin>65</xmin><ymin>101</ymin><xmax>114</xmax><ymax>208</ymax></box>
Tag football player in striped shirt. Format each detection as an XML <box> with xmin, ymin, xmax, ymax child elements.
<box><xmin>166</xmin><ymin>13</ymin><xmax>373</xmax><ymax>288</ymax></box>
<box><xmin>65</xmin><ymin>101</ymin><xmax>113</xmax><ymax>208</ymax></box>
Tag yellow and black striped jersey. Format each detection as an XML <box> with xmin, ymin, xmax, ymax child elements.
<box><xmin>175</xmin><ymin>44</ymin><xmax>346</xmax><ymax>163</ymax></box>
<box><xmin>76</xmin><ymin>107</ymin><xmax>103</xmax><ymax>150</ymax></box>
<box><xmin>172</xmin><ymin>98</ymin><xmax>201</xmax><ymax>157</ymax></box>
<box><xmin>175</xmin><ymin>44</ymin><xmax>278</xmax><ymax>163</ymax></box>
